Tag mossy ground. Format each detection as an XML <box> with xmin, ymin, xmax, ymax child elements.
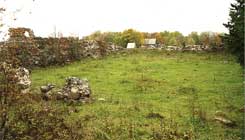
<box><xmin>31</xmin><ymin>49</ymin><xmax>244</xmax><ymax>140</ymax></box>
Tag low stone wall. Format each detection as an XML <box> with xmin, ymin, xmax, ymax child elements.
<box><xmin>146</xmin><ymin>45</ymin><xmax>224</xmax><ymax>52</ymax></box>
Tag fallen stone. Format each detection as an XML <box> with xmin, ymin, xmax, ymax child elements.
<box><xmin>40</xmin><ymin>83</ymin><xmax>55</xmax><ymax>93</ymax></box>
<box><xmin>40</xmin><ymin>83</ymin><xmax>55</xmax><ymax>100</ymax></box>
<box><xmin>214</xmin><ymin>111</ymin><xmax>236</xmax><ymax>127</ymax></box>
<box><xmin>98</xmin><ymin>98</ymin><xmax>106</xmax><ymax>101</ymax></box>
<box><xmin>146</xmin><ymin>112</ymin><xmax>164</xmax><ymax>119</ymax></box>
<box><xmin>214</xmin><ymin>116</ymin><xmax>236</xmax><ymax>127</ymax></box>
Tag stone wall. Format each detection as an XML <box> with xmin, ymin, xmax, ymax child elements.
<box><xmin>1</xmin><ymin>28</ymin><xmax>123</xmax><ymax>68</ymax></box>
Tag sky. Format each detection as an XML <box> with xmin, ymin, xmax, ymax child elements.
<box><xmin>1</xmin><ymin>0</ymin><xmax>233</xmax><ymax>38</ymax></box>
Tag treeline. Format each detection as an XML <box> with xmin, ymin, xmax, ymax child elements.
<box><xmin>84</xmin><ymin>29</ymin><xmax>224</xmax><ymax>48</ymax></box>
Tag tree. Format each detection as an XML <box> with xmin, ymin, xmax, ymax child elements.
<box><xmin>120</xmin><ymin>29</ymin><xmax>144</xmax><ymax>47</ymax></box>
<box><xmin>210</xmin><ymin>33</ymin><xmax>223</xmax><ymax>48</ymax></box>
<box><xmin>156</xmin><ymin>31</ymin><xmax>170</xmax><ymax>46</ymax></box>
<box><xmin>214</xmin><ymin>33</ymin><xmax>223</xmax><ymax>47</ymax></box>
<box><xmin>88</xmin><ymin>30</ymin><xmax>102</xmax><ymax>40</ymax></box>
<box><xmin>0</xmin><ymin>4</ymin><xmax>7</xmax><ymax>40</ymax></box>
<box><xmin>185</xmin><ymin>37</ymin><xmax>195</xmax><ymax>46</ymax></box>
<box><xmin>168</xmin><ymin>31</ymin><xmax>184</xmax><ymax>47</ymax></box>
<box><xmin>188</xmin><ymin>32</ymin><xmax>200</xmax><ymax>45</ymax></box>
<box><xmin>199</xmin><ymin>32</ymin><xmax>210</xmax><ymax>47</ymax></box>
<box><xmin>169</xmin><ymin>37</ymin><xmax>177</xmax><ymax>46</ymax></box>
<box><xmin>223</xmin><ymin>0</ymin><xmax>244</xmax><ymax>65</ymax></box>
<box><xmin>155</xmin><ymin>32</ymin><xmax>165</xmax><ymax>45</ymax></box>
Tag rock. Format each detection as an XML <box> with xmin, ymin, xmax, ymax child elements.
<box><xmin>40</xmin><ymin>84</ymin><xmax>55</xmax><ymax>100</ymax></box>
<box><xmin>68</xmin><ymin>87</ymin><xmax>80</xmax><ymax>100</ymax></box>
<box><xmin>183</xmin><ymin>133</ymin><xmax>189</xmax><ymax>140</ymax></box>
<box><xmin>214</xmin><ymin>111</ymin><xmax>236</xmax><ymax>127</ymax></box>
<box><xmin>71</xmin><ymin>87</ymin><xmax>79</xmax><ymax>94</ymax></box>
<box><xmin>146</xmin><ymin>112</ymin><xmax>164</xmax><ymax>119</ymax></box>
<box><xmin>57</xmin><ymin>77</ymin><xmax>92</xmax><ymax>101</ymax></box>
<box><xmin>40</xmin><ymin>83</ymin><xmax>55</xmax><ymax>93</ymax></box>
<box><xmin>214</xmin><ymin>116</ymin><xmax>236</xmax><ymax>127</ymax></box>
<box><xmin>15</xmin><ymin>67</ymin><xmax>31</xmax><ymax>93</ymax></box>
<box><xmin>56</xmin><ymin>91</ymin><xmax>65</xmax><ymax>100</ymax></box>
<box><xmin>98</xmin><ymin>98</ymin><xmax>106</xmax><ymax>101</ymax></box>
<box><xmin>215</xmin><ymin>111</ymin><xmax>226</xmax><ymax>117</ymax></box>
<box><xmin>42</xmin><ymin>92</ymin><xmax>52</xmax><ymax>101</ymax></box>
<box><xmin>239</xmin><ymin>106</ymin><xmax>245</xmax><ymax>112</ymax></box>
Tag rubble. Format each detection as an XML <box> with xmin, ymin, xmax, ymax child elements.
<box><xmin>15</xmin><ymin>67</ymin><xmax>31</xmax><ymax>93</ymax></box>
<box><xmin>57</xmin><ymin>77</ymin><xmax>92</xmax><ymax>102</ymax></box>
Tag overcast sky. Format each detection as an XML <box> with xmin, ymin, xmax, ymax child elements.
<box><xmin>1</xmin><ymin>0</ymin><xmax>233</xmax><ymax>38</ymax></box>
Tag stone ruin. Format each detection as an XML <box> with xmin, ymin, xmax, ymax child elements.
<box><xmin>15</xmin><ymin>67</ymin><xmax>31</xmax><ymax>93</ymax></box>
<box><xmin>40</xmin><ymin>77</ymin><xmax>92</xmax><ymax>102</ymax></box>
<box><xmin>3</xmin><ymin>27</ymin><xmax>124</xmax><ymax>68</ymax></box>
<box><xmin>8</xmin><ymin>27</ymin><xmax>35</xmax><ymax>40</ymax></box>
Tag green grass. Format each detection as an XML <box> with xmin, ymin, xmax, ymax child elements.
<box><xmin>31</xmin><ymin>49</ymin><xmax>244</xmax><ymax>140</ymax></box>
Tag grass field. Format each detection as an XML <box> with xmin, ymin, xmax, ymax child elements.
<box><xmin>31</xmin><ymin>49</ymin><xmax>244</xmax><ymax>140</ymax></box>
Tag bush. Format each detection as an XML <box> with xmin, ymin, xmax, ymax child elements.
<box><xmin>3</xmin><ymin>93</ymin><xmax>85</xmax><ymax>140</ymax></box>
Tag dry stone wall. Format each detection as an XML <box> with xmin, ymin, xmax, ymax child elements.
<box><xmin>0</xmin><ymin>28</ymin><xmax>123</xmax><ymax>68</ymax></box>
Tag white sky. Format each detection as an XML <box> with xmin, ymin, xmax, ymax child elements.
<box><xmin>1</xmin><ymin>0</ymin><xmax>233</xmax><ymax>38</ymax></box>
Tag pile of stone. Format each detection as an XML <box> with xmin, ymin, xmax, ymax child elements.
<box><xmin>15</xmin><ymin>67</ymin><xmax>31</xmax><ymax>93</ymax></box>
<box><xmin>57</xmin><ymin>77</ymin><xmax>91</xmax><ymax>102</ymax></box>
